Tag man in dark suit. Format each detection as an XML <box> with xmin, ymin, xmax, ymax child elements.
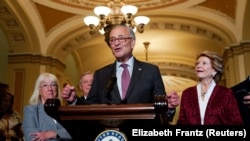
<box><xmin>231</xmin><ymin>76</ymin><xmax>250</xmax><ymax>125</ymax></box>
<box><xmin>62</xmin><ymin>24</ymin><xmax>179</xmax><ymax>117</ymax></box>
<box><xmin>61</xmin><ymin>24</ymin><xmax>180</xmax><ymax>140</ymax></box>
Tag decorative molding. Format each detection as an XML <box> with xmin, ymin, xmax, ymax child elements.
<box><xmin>9</xmin><ymin>33</ymin><xmax>25</xmax><ymax>44</ymax></box>
<box><xmin>0</xmin><ymin>19</ymin><xmax>20</xmax><ymax>30</ymax></box>
<box><xmin>151</xmin><ymin>62</ymin><xmax>196</xmax><ymax>81</ymax></box>
<box><xmin>148</xmin><ymin>22</ymin><xmax>224</xmax><ymax>44</ymax></box>
<box><xmin>65</xmin><ymin>21</ymin><xmax>226</xmax><ymax>53</ymax></box>
<box><xmin>0</xmin><ymin>5</ymin><xmax>26</xmax><ymax>45</ymax></box>
<box><xmin>8</xmin><ymin>53</ymin><xmax>66</xmax><ymax>71</ymax></box>
<box><xmin>223</xmin><ymin>41</ymin><xmax>250</xmax><ymax>63</ymax></box>
<box><xmin>62</xmin><ymin>31</ymin><xmax>101</xmax><ymax>52</ymax></box>
<box><xmin>194</xmin><ymin>6</ymin><xmax>235</xmax><ymax>23</ymax></box>
<box><xmin>53</xmin><ymin>0</ymin><xmax>186</xmax><ymax>10</ymax></box>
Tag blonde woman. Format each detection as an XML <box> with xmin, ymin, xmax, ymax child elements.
<box><xmin>22</xmin><ymin>73</ymin><xmax>72</xmax><ymax>141</ymax></box>
<box><xmin>177</xmin><ymin>50</ymin><xmax>243</xmax><ymax>125</ymax></box>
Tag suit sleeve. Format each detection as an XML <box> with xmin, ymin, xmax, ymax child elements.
<box><xmin>153</xmin><ymin>66</ymin><xmax>166</xmax><ymax>95</ymax></box>
<box><xmin>22</xmin><ymin>106</ymin><xmax>40</xmax><ymax>141</ymax></box>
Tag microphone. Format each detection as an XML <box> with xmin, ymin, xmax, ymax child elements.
<box><xmin>105</xmin><ymin>74</ymin><xmax>117</xmax><ymax>104</ymax></box>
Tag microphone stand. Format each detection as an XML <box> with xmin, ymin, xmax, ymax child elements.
<box><xmin>105</xmin><ymin>75</ymin><xmax>117</xmax><ymax>105</ymax></box>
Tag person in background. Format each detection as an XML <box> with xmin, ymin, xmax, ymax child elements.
<box><xmin>177</xmin><ymin>50</ymin><xmax>243</xmax><ymax>125</ymax></box>
<box><xmin>231</xmin><ymin>76</ymin><xmax>250</xmax><ymax>125</ymax></box>
<box><xmin>77</xmin><ymin>72</ymin><xmax>93</xmax><ymax>103</ymax></box>
<box><xmin>61</xmin><ymin>24</ymin><xmax>180</xmax><ymax>121</ymax></box>
<box><xmin>0</xmin><ymin>89</ymin><xmax>23</xmax><ymax>141</ymax></box>
<box><xmin>66</xmin><ymin>72</ymin><xmax>93</xmax><ymax>105</ymax></box>
<box><xmin>22</xmin><ymin>73</ymin><xmax>72</xmax><ymax>141</ymax></box>
<box><xmin>0</xmin><ymin>82</ymin><xmax>9</xmax><ymax>93</ymax></box>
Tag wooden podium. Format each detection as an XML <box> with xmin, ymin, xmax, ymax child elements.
<box><xmin>44</xmin><ymin>96</ymin><xmax>168</xmax><ymax>141</ymax></box>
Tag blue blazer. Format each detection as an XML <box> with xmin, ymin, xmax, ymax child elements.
<box><xmin>86</xmin><ymin>58</ymin><xmax>166</xmax><ymax>104</ymax></box>
<box><xmin>22</xmin><ymin>103</ymin><xmax>72</xmax><ymax>141</ymax></box>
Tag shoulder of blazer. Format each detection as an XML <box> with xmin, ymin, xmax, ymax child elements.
<box><xmin>231</xmin><ymin>76</ymin><xmax>250</xmax><ymax>92</ymax></box>
<box><xmin>134</xmin><ymin>57</ymin><xmax>158</xmax><ymax>68</ymax></box>
<box><xmin>95</xmin><ymin>62</ymin><xmax>115</xmax><ymax>73</ymax></box>
<box><xmin>214</xmin><ymin>85</ymin><xmax>232</xmax><ymax>94</ymax></box>
<box><xmin>24</xmin><ymin>104</ymin><xmax>38</xmax><ymax>113</ymax></box>
<box><xmin>184</xmin><ymin>86</ymin><xmax>196</xmax><ymax>92</ymax></box>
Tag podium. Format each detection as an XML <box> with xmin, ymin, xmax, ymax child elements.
<box><xmin>44</xmin><ymin>96</ymin><xmax>168</xmax><ymax>141</ymax></box>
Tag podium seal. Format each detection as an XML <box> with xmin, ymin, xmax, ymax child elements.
<box><xmin>95</xmin><ymin>129</ymin><xmax>127</xmax><ymax>141</ymax></box>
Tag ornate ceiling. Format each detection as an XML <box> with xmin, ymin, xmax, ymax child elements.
<box><xmin>0</xmin><ymin>0</ymin><xmax>249</xmax><ymax>93</ymax></box>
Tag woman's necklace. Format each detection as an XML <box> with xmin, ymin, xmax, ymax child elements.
<box><xmin>200</xmin><ymin>82</ymin><xmax>212</xmax><ymax>101</ymax></box>
<box><xmin>201</xmin><ymin>88</ymin><xmax>206</xmax><ymax>101</ymax></box>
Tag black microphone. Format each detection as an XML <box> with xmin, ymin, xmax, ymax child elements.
<box><xmin>105</xmin><ymin>75</ymin><xmax>117</xmax><ymax>104</ymax></box>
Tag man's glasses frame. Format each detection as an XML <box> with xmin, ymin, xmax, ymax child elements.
<box><xmin>109</xmin><ymin>37</ymin><xmax>133</xmax><ymax>45</ymax></box>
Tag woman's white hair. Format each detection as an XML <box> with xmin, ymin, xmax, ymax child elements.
<box><xmin>29</xmin><ymin>73</ymin><xmax>61</xmax><ymax>105</ymax></box>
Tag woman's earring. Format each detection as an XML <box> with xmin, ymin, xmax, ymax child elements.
<box><xmin>212</xmin><ymin>72</ymin><xmax>216</xmax><ymax>77</ymax></box>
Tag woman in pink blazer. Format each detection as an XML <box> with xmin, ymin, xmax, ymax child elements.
<box><xmin>177</xmin><ymin>50</ymin><xmax>243</xmax><ymax>125</ymax></box>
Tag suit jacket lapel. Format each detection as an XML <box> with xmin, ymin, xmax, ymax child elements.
<box><xmin>109</xmin><ymin>62</ymin><xmax>121</xmax><ymax>101</ymax></box>
<box><xmin>125</xmin><ymin>59</ymin><xmax>143</xmax><ymax>99</ymax></box>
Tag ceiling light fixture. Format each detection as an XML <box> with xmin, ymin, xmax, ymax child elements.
<box><xmin>83</xmin><ymin>0</ymin><xmax>150</xmax><ymax>34</ymax></box>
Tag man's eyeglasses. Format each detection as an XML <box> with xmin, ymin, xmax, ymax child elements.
<box><xmin>40</xmin><ymin>83</ymin><xmax>57</xmax><ymax>89</ymax></box>
<box><xmin>109</xmin><ymin>37</ymin><xmax>133</xmax><ymax>45</ymax></box>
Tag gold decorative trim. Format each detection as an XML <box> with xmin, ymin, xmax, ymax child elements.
<box><xmin>8</xmin><ymin>53</ymin><xmax>66</xmax><ymax>71</ymax></box>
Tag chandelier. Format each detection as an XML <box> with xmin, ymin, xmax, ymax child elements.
<box><xmin>83</xmin><ymin>0</ymin><xmax>150</xmax><ymax>34</ymax></box>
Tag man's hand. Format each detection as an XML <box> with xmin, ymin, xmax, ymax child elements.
<box><xmin>166</xmin><ymin>91</ymin><xmax>180</xmax><ymax>109</ymax></box>
<box><xmin>61</xmin><ymin>84</ymin><xmax>77</xmax><ymax>103</ymax></box>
